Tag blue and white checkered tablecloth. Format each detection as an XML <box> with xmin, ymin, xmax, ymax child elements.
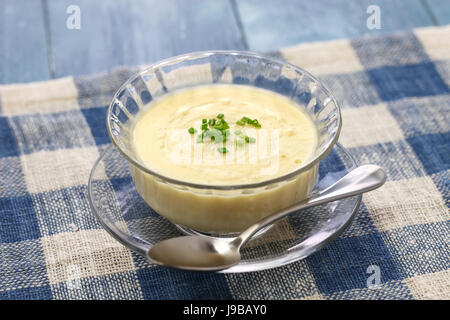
<box><xmin>0</xmin><ymin>26</ymin><xmax>448</xmax><ymax>300</ymax></box>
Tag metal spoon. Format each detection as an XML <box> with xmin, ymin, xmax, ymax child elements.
<box><xmin>147</xmin><ymin>165</ymin><xmax>386</xmax><ymax>271</ymax></box>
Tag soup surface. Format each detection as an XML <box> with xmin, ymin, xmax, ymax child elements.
<box><xmin>132</xmin><ymin>84</ymin><xmax>318</xmax><ymax>185</ymax></box>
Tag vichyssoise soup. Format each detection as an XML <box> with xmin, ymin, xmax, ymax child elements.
<box><xmin>130</xmin><ymin>85</ymin><xmax>319</xmax><ymax>233</ymax></box>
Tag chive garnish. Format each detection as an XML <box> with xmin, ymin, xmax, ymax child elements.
<box><xmin>241</xmin><ymin>116</ymin><xmax>251</xmax><ymax>123</ymax></box>
<box><xmin>236</xmin><ymin>116</ymin><xmax>261</xmax><ymax>128</ymax></box>
<box><xmin>189</xmin><ymin>113</ymin><xmax>261</xmax><ymax>153</ymax></box>
<box><xmin>251</xmin><ymin>119</ymin><xmax>261</xmax><ymax>128</ymax></box>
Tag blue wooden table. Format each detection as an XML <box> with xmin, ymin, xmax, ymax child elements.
<box><xmin>1</xmin><ymin>0</ymin><xmax>449</xmax><ymax>84</ymax></box>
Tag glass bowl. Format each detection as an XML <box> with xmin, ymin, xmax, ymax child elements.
<box><xmin>105</xmin><ymin>51</ymin><xmax>342</xmax><ymax>235</ymax></box>
<box><xmin>88</xmin><ymin>143</ymin><xmax>361</xmax><ymax>272</ymax></box>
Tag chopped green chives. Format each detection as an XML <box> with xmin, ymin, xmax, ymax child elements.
<box><xmin>214</xmin><ymin>122</ymin><xmax>229</xmax><ymax>131</ymax></box>
<box><xmin>251</xmin><ymin>119</ymin><xmax>261</xmax><ymax>128</ymax></box>
<box><xmin>189</xmin><ymin>113</ymin><xmax>260</xmax><ymax>153</ymax></box>
<box><xmin>245</xmin><ymin>136</ymin><xmax>256</xmax><ymax>143</ymax></box>
<box><xmin>236</xmin><ymin>116</ymin><xmax>261</xmax><ymax>128</ymax></box>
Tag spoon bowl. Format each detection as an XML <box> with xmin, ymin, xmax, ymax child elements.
<box><xmin>148</xmin><ymin>236</ymin><xmax>240</xmax><ymax>271</ymax></box>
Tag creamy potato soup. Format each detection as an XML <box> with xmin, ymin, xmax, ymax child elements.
<box><xmin>133</xmin><ymin>85</ymin><xmax>317</xmax><ymax>183</ymax></box>
<box><xmin>130</xmin><ymin>84</ymin><xmax>319</xmax><ymax>233</ymax></box>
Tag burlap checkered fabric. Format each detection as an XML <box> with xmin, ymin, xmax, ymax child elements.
<box><xmin>0</xmin><ymin>26</ymin><xmax>448</xmax><ymax>299</ymax></box>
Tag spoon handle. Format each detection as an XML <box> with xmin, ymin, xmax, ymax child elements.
<box><xmin>233</xmin><ymin>165</ymin><xmax>386</xmax><ymax>249</ymax></box>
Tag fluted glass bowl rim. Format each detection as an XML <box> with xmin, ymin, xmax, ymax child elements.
<box><xmin>106</xmin><ymin>50</ymin><xmax>342</xmax><ymax>190</ymax></box>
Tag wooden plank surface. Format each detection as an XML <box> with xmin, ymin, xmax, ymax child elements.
<box><xmin>235</xmin><ymin>0</ymin><xmax>437</xmax><ymax>51</ymax></box>
<box><xmin>46</xmin><ymin>0</ymin><xmax>246</xmax><ymax>78</ymax></box>
<box><xmin>1</xmin><ymin>0</ymin><xmax>447</xmax><ymax>84</ymax></box>
<box><xmin>0</xmin><ymin>0</ymin><xmax>50</xmax><ymax>84</ymax></box>
<box><xmin>425</xmin><ymin>0</ymin><xmax>450</xmax><ymax>25</ymax></box>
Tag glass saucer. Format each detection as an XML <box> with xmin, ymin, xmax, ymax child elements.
<box><xmin>88</xmin><ymin>143</ymin><xmax>361</xmax><ymax>273</ymax></box>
